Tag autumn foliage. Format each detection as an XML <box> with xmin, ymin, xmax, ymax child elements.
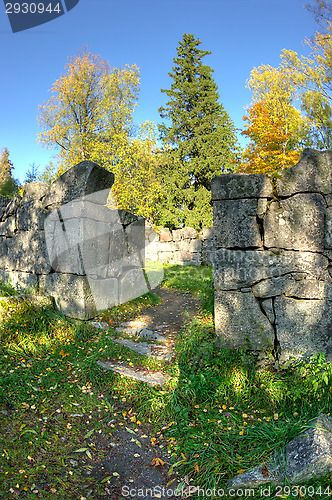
<box><xmin>236</xmin><ymin>101</ymin><xmax>301</xmax><ymax>175</ymax></box>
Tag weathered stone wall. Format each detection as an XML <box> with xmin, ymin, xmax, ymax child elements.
<box><xmin>0</xmin><ymin>161</ymin><xmax>149</xmax><ymax>320</ymax></box>
<box><xmin>212</xmin><ymin>148</ymin><xmax>332</xmax><ymax>364</ymax></box>
<box><xmin>145</xmin><ymin>226</ymin><xmax>214</xmax><ymax>265</ymax></box>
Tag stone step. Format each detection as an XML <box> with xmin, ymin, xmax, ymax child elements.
<box><xmin>89</xmin><ymin>321</ymin><xmax>175</xmax><ymax>361</ymax></box>
<box><xmin>96</xmin><ymin>360</ymin><xmax>170</xmax><ymax>388</ymax></box>
<box><xmin>110</xmin><ymin>337</ymin><xmax>174</xmax><ymax>361</ymax></box>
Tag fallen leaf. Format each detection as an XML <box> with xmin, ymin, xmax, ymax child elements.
<box><xmin>125</xmin><ymin>427</ymin><xmax>136</xmax><ymax>434</ymax></box>
<box><xmin>152</xmin><ymin>457</ymin><xmax>165</xmax><ymax>466</ymax></box>
<box><xmin>130</xmin><ymin>438</ymin><xmax>142</xmax><ymax>448</ymax></box>
<box><xmin>262</xmin><ymin>464</ymin><xmax>269</xmax><ymax>477</ymax></box>
<box><xmin>101</xmin><ymin>476</ymin><xmax>112</xmax><ymax>483</ymax></box>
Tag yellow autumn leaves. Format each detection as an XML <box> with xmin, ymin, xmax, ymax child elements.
<box><xmin>37</xmin><ymin>49</ymin><xmax>162</xmax><ymax>224</ymax></box>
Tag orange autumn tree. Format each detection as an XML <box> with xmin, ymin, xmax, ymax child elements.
<box><xmin>236</xmin><ymin>101</ymin><xmax>301</xmax><ymax>174</ymax></box>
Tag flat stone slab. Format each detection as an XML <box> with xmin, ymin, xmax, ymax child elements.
<box><xmin>96</xmin><ymin>360</ymin><xmax>170</xmax><ymax>387</ymax></box>
<box><xmin>89</xmin><ymin>321</ymin><xmax>110</xmax><ymax>330</ymax></box>
<box><xmin>110</xmin><ymin>338</ymin><xmax>173</xmax><ymax>361</ymax></box>
<box><xmin>115</xmin><ymin>326</ymin><xmax>167</xmax><ymax>342</ymax></box>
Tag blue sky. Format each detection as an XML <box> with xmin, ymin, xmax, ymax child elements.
<box><xmin>0</xmin><ymin>0</ymin><xmax>320</xmax><ymax>183</ymax></box>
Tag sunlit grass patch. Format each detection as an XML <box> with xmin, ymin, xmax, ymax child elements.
<box><xmin>96</xmin><ymin>291</ymin><xmax>161</xmax><ymax>324</ymax></box>
<box><xmin>161</xmin><ymin>263</ymin><xmax>213</xmax><ymax>296</ymax></box>
<box><xmin>0</xmin><ymin>304</ymin><xmax>75</xmax><ymax>357</ymax></box>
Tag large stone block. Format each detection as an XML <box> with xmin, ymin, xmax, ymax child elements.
<box><xmin>264</xmin><ymin>193</ymin><xmax>326</xmax><ymax>251</ymax></box>
<box><xmin>228</xmin><ymin>414</ymin><xmax>332</xmax><ymax>487</ymax></box>
<box><xmin>1</xmin><ymin>194</ymin><xmax>21</xmax><ymax>220</ymax></box>
<box><xmin>285</xmin><ymin>280</ymin><xmax>332</xmax><ymax>300</ymax></box>
<box><xmin>275</xmin><ymin>296</ymin><xmax>332</xmax><ymax>363</ymax></box>
<box><xmin>39</xmin><ymin>273</ymin><xmax>98</xmax><ymax>320</ymax></box>
<box><xmin>42</xmin><ymin>161</ymin><xmax>114</xmax><ymax>208</ymax></box>
<box><xmin>44</xmin><ymin>200</ymin><xmax>129</xmax><ymax>277</ymax></box>
<box><xmin>159</xmin><ymin>228</ymin><xmax>172</xmax><ymax>242</ymax></box>
<box><xmin>252</xmin><ymin>275</ymin><xmax>300</xmax><ymax>298</ymax></box>
<box><xmin>173</xmin><ymin>239</ymin><xmax>201</xmax><ymax>253</ymax></box>
<box><xmin>118</xmin><ymin>268</ymin><xmax>149</xmax><ymax>305</ymax></box>
<box><xmin>214</xmin><ymin>249</ymin><xmax>329</xmax><ymax>291</ymax></box>
<box><xmin>0</xmin><ymin>236</ymin><xmax>8</xmax><ymax>263</ymax></box>
<box><xmin>0</xmin><ymin>196</ymin><xmax>10</xmax><ymax>219</ymax></box>
<box><xmin>22</xmin><ymin>182</ymin><xmax>49</xmax><ymax>203</ymax></box>
<box><xmin>159</xmin><ymin>242</ymin><xmax>175</xmax><ymax>253</ymax></box>
<box><xmin>16</xmin><ymin>201</ymin><xmax>48</xmax><ymax>231</ymax></box>
<box><xmin>125</xmin><ymin>217</ymin><xmax>145</xmax><ymax>263</ymax></box>
<box><xmin>214</xmin><ymin>290</ymin><xmax>274</xmax><ymax>350</ymax></box>
<box><xmin>276</xmin><ymin>148</ymin><xmax>332</xmax><ymax>196</ymax></box>
<box><xmin>172</xmin><ymin>229</ymin><xmax>182</xmax><ymax>241</ymax></box>
<box><xmin>181</xmin><ymin>227</ymin><xmax>197</xmax><ymax>239</ymax></box>
<box><xmin>88</xmin><ymin>277</ymin><xmax>119</xmax><ymax>311</ymax></box>
<box><xmin>213</xmin><ymin>199</ymin><xmax>262</xmax><ymax>249</ymax></box>
<box><xmin>7</xmin><ymin>231</ymin><xmax>51</xmax><ymax>274</ymax></box>
<box><xmin>0</xmin><ymin>216</ymin><xmax>16</xmax><ymax>236</ymax></box>
<box><xmin>211</xmin><ymin>173</ymin><xmax>273</xmax><ymax>200</ymax></box>
<box><xmin>326</xmin><ymin>207</ymin><xmax>332</xmax><ymax>249</ymax></box>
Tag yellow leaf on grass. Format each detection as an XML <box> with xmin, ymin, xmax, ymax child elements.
<box><xmin>239</xmin><ymin>429</ymin><xmax>244</xmax><ymax>436</ymax></box>
<box><xmin>194</xmin><ymin>463</ymin><xmax>199</xmax><ymax>472</ymax></box>
<box><xmin>152</xmin><ymin>457</ymin><xmax>165</xmax><ymax>466</ymax></box>
<box><xmin>236</xmin><ymin>469</ymin><xmax>246</xmax><ymax>474</ymax></box>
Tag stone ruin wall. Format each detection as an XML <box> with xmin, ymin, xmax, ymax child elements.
<box><xmin>0</xmin><ymin>161</ymin><xmax>148</xmax><ymax>320</ymax></box>
<box><xmin>145</xmin><ymin>226</ymin><xmax>214</xmax><ymax>266</ymax></box>
<box><xmin>212</xmin><ymin>148</ymin><xmax>332</xmax><ymax>364</ymax></box>
<box><xmin>0</xmin><ymin>159</ymin><xmax>212</xmax><ymax>321</ymax></box>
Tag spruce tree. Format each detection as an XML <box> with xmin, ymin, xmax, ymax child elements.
<box><xmin>0</xmin><ymin>148</ymin><xmax>19</xmax><ymax>198</ymax></box>
<box><xmin>158</xmin><ymin>33</ymin><xmax>238</xmax><ymax>230</ymax></box>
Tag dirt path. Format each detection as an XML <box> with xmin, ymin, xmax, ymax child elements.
<box><xmin>92</xmin><ymin>287</ymin><xmax>202</xmax><ymax>499</ymax></box>
<box><xmin>132</xmin><ymin>286</ymin><xmax>202</xmax><ymax>334</ymax></box>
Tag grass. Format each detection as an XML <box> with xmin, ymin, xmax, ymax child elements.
<box><xmin>0</xmin><ymin>264</ymin><xmax>332</xmax><ymax>498</ymax></box>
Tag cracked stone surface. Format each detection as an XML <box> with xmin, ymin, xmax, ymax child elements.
<box><xmin>213</xmin><ymin>149</ymin><xmax>332</xmax><ymax>362</ymax></box>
